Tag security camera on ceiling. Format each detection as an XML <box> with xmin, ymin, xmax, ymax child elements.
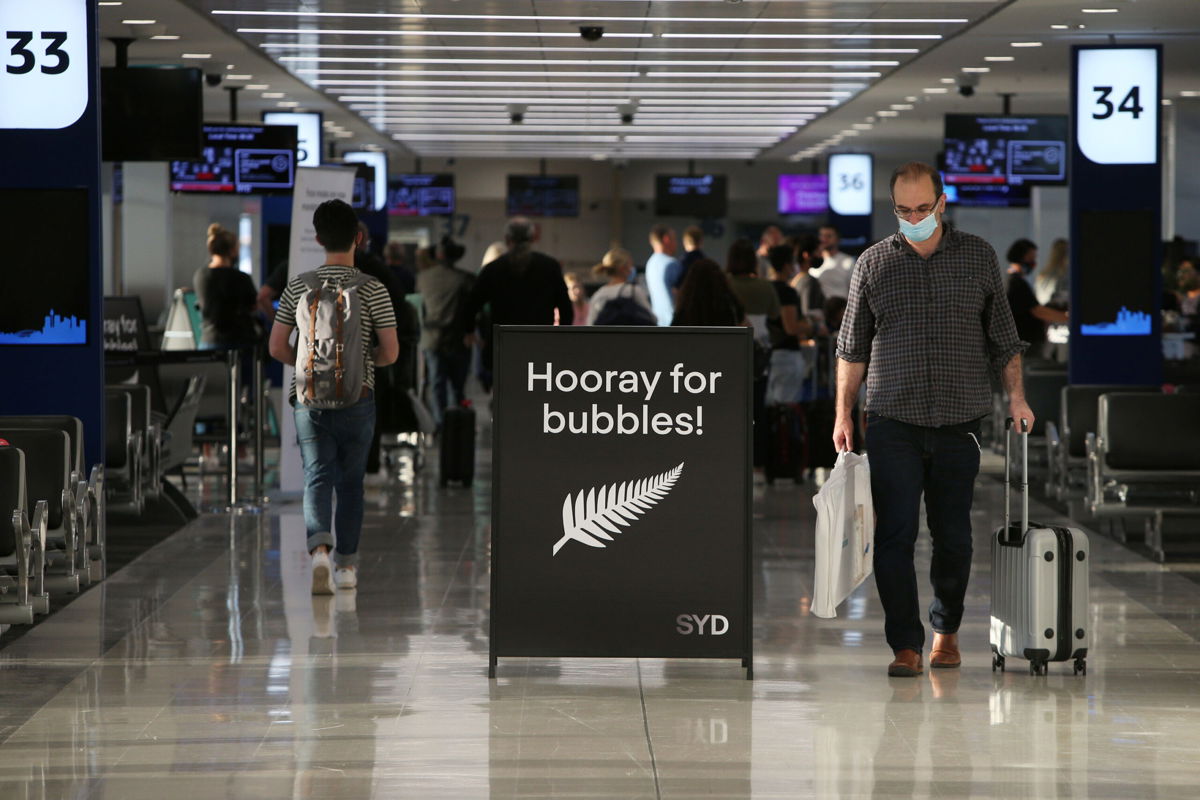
<box><xmin>579</xmin><ymin>25</ymin><xmax>604</xmax><ymax>41</ymax></box>
<box><xmin>507</xmin><ymin>103</ymin><xmax>527</xmax><ymax>124</ymax></box>
<box><xmin>617</xmin><ymin>102</ymin><xmax>638</xmax><ymax>125</ymax></box>
<box><xmin>204</xmin><ymin>73</ymin><xmax>223</xmax><ymax>88</ymax></box>
<box><xmin>957</xmin><ymin>73</ymin><xmax>980</xmax><ymax>98</ymax></box>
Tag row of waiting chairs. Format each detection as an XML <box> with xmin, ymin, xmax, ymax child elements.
<box><xmin>990</xmin><ymin>365</ymin><xmax>1200</xmax><ymax>562</ymax></box>
<box><xmin>0</xmin><ymin>416</ymin><xmax>105</xmax><ymax>625</ymax></box>
<box><xmin>104</xmin><ymin>376</ymin><xmax>206</xmax><ymax>512</ymax></box>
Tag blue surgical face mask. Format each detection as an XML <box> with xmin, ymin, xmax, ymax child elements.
<box><xmin>899</xmin><ymin>210</ymin><xmax>939</xmax><ymax>242</ymax></box>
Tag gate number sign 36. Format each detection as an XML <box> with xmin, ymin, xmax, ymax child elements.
<box><xmin>0</xmin><ymin>0</ymin><xmax>88</xmax><ymax>130</ymax></box>
<box><xmin>1076</xmin><ymin>47</ymin><xmax>1158</xmax><ymax>166</ymax></box>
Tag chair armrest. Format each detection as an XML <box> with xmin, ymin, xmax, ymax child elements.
<box><xmin>88</xmin><ymin>463</ymin><xmax>106</xmax><ymax>548</ymax></box>
<box><xmin>28</xmin><ymin>500</ymin><xmax>46</xmax><ymax>602</ymax></box>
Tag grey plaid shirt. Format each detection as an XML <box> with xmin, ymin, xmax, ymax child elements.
<box><xmin>836</xmin><ymin>225</ymin><xmax>1027</xmax><ymax>428</ymax></box>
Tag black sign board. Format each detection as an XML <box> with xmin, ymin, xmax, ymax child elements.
<box><xmin>102</xmin><ymin>296</ymin><xmax>149</xmax><ymax>353</ymax></box>
<box><xmin>490</xmin><ymin>326</ymin><xmax>753</xmax><ymax>677</ymax></box>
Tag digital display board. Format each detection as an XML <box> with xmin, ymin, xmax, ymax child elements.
<box><xmin>261</xmin><ymin>111</ymin><xmax>322</xmax><ymax>168</ymax></box>
<box><xmin>0</xmin><ymin>189</ymin><xmax>89</xmax><ymax>345</ymax></box>
<box><xmin>507</xmin><ymin>175</ymin><xmax>580</xmax><ymax>218</ymax></box>
<box><xmin>778</xmin><ymin>174</ymin><xmax>829</xmax><ymax>215</ymax></box>
<box><xmin>388</xmin><ymin>174</ymin><xmax>456</xmax><ymax>216</ymax></box>
<box><xmin>943</xmin><ymin>115</ymin><xmax>1068</xmax><ymax>186</ymax></box>
<box><xmin>654</xmin><ymin>174</ymin><xmax>728</xmax><ymax>218</ymax></box>
<box><xmin>170</xmin><ymin>124</ymin><xmax>297</xmax><ymax>194</ymax></box>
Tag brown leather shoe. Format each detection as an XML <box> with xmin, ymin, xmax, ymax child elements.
<box><xmin>930</xmin><ymin>633</ymin><xmax>961</xmax><ymax>669</ymax></box>
<box><xmin>887</xmin><ymin>649</ymin><xmax>923</xmax><ymax>677</ymax></box>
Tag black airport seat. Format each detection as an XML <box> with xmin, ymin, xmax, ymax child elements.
<box><xmin>0</xmin><ymin>415</ymin><xmax>83</xmax><ymax>480</ymax></box>
<box><xmin>1045</xmin><ymin>384</ymin><xmax>1158</xmax><ymax>499</ymax></box>
<box><xmin>107</xmin><ymin>384</ymin><xmax>160</xmax><ymax>501</ymax></box>
<box><xmin>160</xmin><ymin>375</ymin><xmax>205</xmax><ymax>478</ymax></box>
<box><xmin>0</xmin><ymin>428</ymin><xmax>81</xmax><ymax>596</ymax></box>
<box><xmin>0</xmin><ymin>415</ymin><xmax>101</xmax><ymax>581</ymax></box>
<box><xmin>0</xmin><ymin>447</ymin><xmax>43</xmax><ymax>624</ymax></box>
<box><xmin>1088</xmin><ymin>393</ymin><xmax>1200</xmax><ymax>515</ymax></box>
<box><xmin>105</xmin><ymin>388</ymin><xmax>142</xmax><ymax>513</ymax></box>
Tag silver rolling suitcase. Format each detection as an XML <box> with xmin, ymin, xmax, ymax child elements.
<box><xmin>990</xmin><ymin>418</ymin><xmax>1090</xmax><ymax>676</ymax></box>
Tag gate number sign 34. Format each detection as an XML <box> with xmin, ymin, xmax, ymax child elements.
<box><xmin>0</xmin><ymin>0</ymin><xmax>88</xmax><ymax>130</ymax></box>
<box><xmin>1076</xmin><ymin>47</ymin><xmax>1158</xmax><ymax>166</ymax></box>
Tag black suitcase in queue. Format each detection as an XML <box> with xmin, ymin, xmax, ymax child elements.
<box><xmin>439</xmin><ymin>404</ymin><xmax>476</xmax><ymax>488</ymax></box>
<box><xmin>765</xmin><ymin>403</ymin><xmax>806</xmax><ymax>484</ymax></box>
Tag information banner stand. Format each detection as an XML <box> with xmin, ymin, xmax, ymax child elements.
<box><xmin>490</xmin><ymin>326</ymin><xmax>753</xmax><ymax>679</ymax></box>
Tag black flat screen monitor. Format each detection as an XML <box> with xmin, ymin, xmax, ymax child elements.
<box><xmin>655</xmin><ymin>174</ymin><xmax>728</xmax><ymax>218</ymax></box>
<box><xmin>388</xmin><ymin>174</ymin><xmax>456</xmax><ymax>217</ymax></box>
<box><xmin>0</xmin><ymin>189</ymin><xmax>89</xmax><ymax>345</ymax></box>
<box><xmin>101</xmin><ymin>67</ymin><xmax>203</xmax><ymax>162</ymax></box>
<box><xmin>944</xmin><ymin>182</ymin><xmax>1031</xmax><ymax>208</ymax></box>
<box><xmin>943</xmin><ymin>114</ymin><xmax>1068</xmax><ymax>187</ymax></box>
<box><xmin>506</xmin><ymin>175</ymin><xmax>579</xmax><ymax>218</ymax></box>
<box><xmin>170</xmin><ymin>124</ymin><xmax>298</xmax><ymax>194</ymax></box>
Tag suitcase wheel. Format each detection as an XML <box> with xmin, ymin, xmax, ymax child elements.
<box><xmin>992</xmin><ymin>654</ymin><xmax>1005</xmax><ymax>673</ymax></box>
<box><xmin>1073</xmin><ymin>657</ymin><xmax>1087</xmax><ymax>677</ymax></box>
<box><xmin>1029</xmin><ymin>659</ymin><xmax>1048</xmax><ymax>677</ymax></box>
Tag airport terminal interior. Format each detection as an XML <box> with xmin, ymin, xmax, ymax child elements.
<box><xmin>2</xmin><ymin>0</ymin><xmax>1200</xmax><ymax>797</ymax></box>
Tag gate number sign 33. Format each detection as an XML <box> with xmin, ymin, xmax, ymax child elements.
<box><xmin>1076</xmin><ymin>47</ymin><xmax>1158</xmax><ymax>166</ymax></box>
<box><xmin>0</xmin><ymin>0</ymin><xmax>88</xmax><ymax>130</ymax></box>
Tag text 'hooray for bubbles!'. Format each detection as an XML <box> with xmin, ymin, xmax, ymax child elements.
<box><xmin>527</xmin><ymin>361</ymin><xmax>725</xmax><ymax>437</ymax></box>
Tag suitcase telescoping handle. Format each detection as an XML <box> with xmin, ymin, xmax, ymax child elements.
<box><xmin>1003</xmin><ymin>417</ymin><xmax>1030</xmax><ymax>541</ymax></box>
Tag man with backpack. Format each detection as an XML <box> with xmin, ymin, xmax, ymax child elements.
<box><xmin>268</xmin><ymin>200</ymin><xmax>399</xmax><ymax>594</ymax></box>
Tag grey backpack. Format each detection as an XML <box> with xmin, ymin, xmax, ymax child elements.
<box><xmin>294</xmin><ymin>270</ymin><xmax>372</xmax><ymax>408</ymax></box>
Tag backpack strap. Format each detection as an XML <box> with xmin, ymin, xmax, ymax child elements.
<box><xmin>334</xmin><ymin>288</ymin><xmax>346</xmax><ymax>399</ymax></box>
<box><xmin>305</xmin><ymin>289</ymin><xmax>320</xmax><ymax>401</ymax></box>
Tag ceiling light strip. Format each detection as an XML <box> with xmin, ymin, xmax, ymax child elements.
<box><xmin>214</xmin><ymin>10</ymin><xmax>969</xmax><ymax>24</ymax></box>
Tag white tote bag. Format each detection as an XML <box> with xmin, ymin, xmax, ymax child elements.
<box><xmin>811</xmin><ymin>451</ymin><xmax>875</xmax><ymax>618</ymax></box>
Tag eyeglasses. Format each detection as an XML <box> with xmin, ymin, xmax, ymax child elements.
<box><xmin>893</xmin><ymin>200</ymin><xmax>939</xmax><ymax>220</ymax></box>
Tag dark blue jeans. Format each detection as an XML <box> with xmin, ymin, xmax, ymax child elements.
<box><xmin>865</xmin><ymin>413</ymin><xmax>982</xmax><ymax>655</ymax></box>
<box><xmin>294</xmin><ymin>392</ymin><xmax>376</xmax><ymax>567</ymax></box>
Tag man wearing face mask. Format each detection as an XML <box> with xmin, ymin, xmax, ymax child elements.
<box><xmin>833</xmin><ymin>162</ymin><xmax>1033</xmax><ymax>678</ymax></box>
<box><xmin>1005</xmin><ymin>239</ymin><xmax>1070</xmax><ymax>360</ymax></box>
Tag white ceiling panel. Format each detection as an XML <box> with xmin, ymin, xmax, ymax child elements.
<box><xmin>105</xmin><ymin>0</ymin><xmax>1200</xmax><ymax>162</ymax></box>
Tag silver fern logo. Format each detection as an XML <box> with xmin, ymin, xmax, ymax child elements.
<box><xmin>553</xmin><ymin>463</ymin><xmax>685</xmax><ymax>556</ymax></box>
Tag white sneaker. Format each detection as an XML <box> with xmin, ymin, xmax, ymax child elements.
<box><xmin>311</xmin><ymin>550</ymin><xmax>335</xmax><ymax>595</ymax></box>
<box><xmin>334</xmin><ymin>567</ymin><xmax>357</xmax><ymax>590</ymax></box>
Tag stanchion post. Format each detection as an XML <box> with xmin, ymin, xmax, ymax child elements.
<box><xmin>253</xmin><ymin>343</ymin><xmax>266</xmax><ymax>503</ymax></box>
<box><xmin>226</xmin><ymin>347</ymin><xmax>239</xmax><ymax>510</ymax></box>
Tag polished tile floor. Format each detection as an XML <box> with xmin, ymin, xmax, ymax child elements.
<box><xmin>1</xmin><ymin>436</ymin><xmax>1199</xmax><ymax>799</ymax></box>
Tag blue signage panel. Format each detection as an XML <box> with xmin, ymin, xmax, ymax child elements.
<box><xmin>0</xmin><ymin>1</ymin><xmax>105</xmax><ymax>464</ymax></box>
<box><xmin>1068</xmin><ymin>45</ymin><xmax>1163</xmax><ymax>385</ymax></box>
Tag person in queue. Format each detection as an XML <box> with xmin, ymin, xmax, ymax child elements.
<box><xmin>459</xmin><ymin>217</ymin><xmax>574</xmax><ymax>382</ymax></box>
<box><xmin>671</xmin><ymin>258</ymin><xmax>745</xmax><ymax>327</ymax></box>
<box><xmin>588</xmin><ymin>247</ymin><xmax>653</xmax><ymax>324</ymax></box>
<box><xmin>811</xmin><ymin>224</ymin><xmax>856</xmax><ymax>300</ymax></box>
<box><xmin>645</xmin><ymin>224</ymin><xmax>683</xmax><ymax>326</ymax></box>
<box><xmin>834</xmin><ymin>161</ymin><xmax>1032</xmax><ymax>678</ymax></box>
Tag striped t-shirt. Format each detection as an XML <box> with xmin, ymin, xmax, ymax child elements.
<box><xmin>275</xmin><ymin>265</ymin><xmax>397</xmax><ymax>398</ymax></box>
